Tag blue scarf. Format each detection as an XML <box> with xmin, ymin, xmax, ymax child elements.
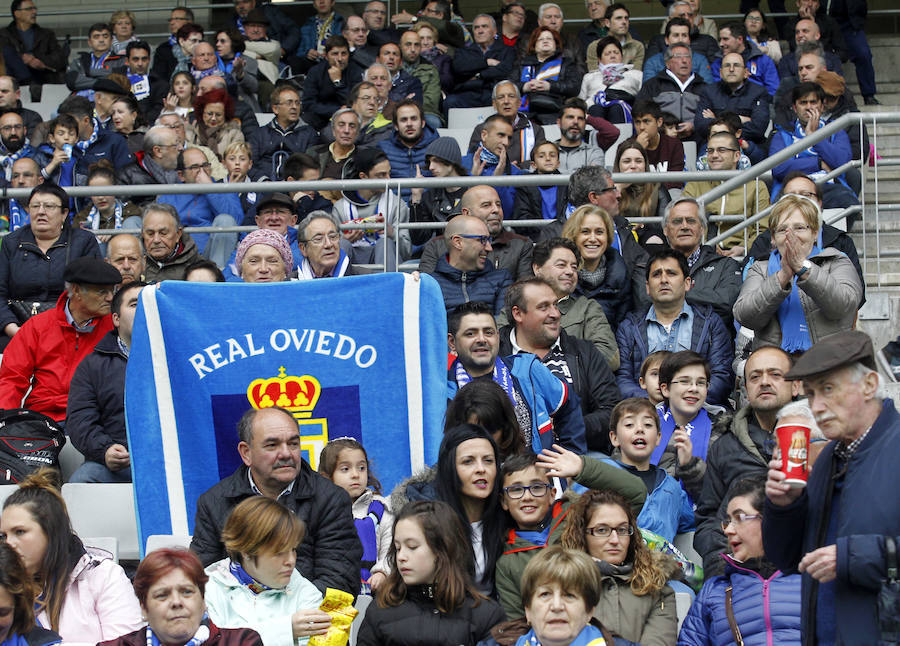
<box><xmin>298</xmin><ymin>248</ymin><xmax>350</xmax><ymax>279</ymax></box>
<box><xmin>228</xmin><ymin>561</ymin><xmax>273</xmax><ymax>595</ymax></box>
<box><xmin>0</xmin><ymin>634</ymin><xmax>30</xmax><ymax>646</ymax></box>
<box><xmin>7</xmin><ymin>197</ymin><xmax>26</xmax><ymax>230</ymax></box>
<box><xmin>0</xmin><ymin>142</ymin><xmax>33</xmax><ymax>180</ymax></box>
<box><xmin>479</xmin><ymin>146</ymin><xmax>500</xmax><ymax>167</ymax></box>
<box><xmin>519</xmin><ymin>56</ymin><xmax>562</xmax><ymax>111</ymax></box>
<box><xmin>517</xmin><ymin>625</ymin><xmax>607</xmax><ymax>645</ymax></box>
<box><xmin>147</xmin><ymin>621</ymin><xmax>209</xmax><ymax>646</ymax></box>
<box><xmin>128</xmin><ymin>72</ymin><xmax>151</xmax><ymax>100</ymax></box>
<box><xmin>236</xmin><ymin>16</ymin><xmax>246</xmax><ymax>35</ymax></box>
<box><xmin>652</xmin><ymin>405</ymin><xmax>713</xmax><ymax>465</ymax></box>
<box><xmin>538</xmin><ymin>185</ymin><xmax>557</xmax><ymax>219</ymax></box>
<box><xmin>453</xmin><ymin>356</ymin><xmax>516</xmax><ymax>407</ymax></box>
<box><xmin>75</xmin><ymin>118</ymin><xmax>100</xmax><ymax>154</ymax></box>
<box><xmin>355</xmin><ymin>496</ymin><xmax>386</xmax><ymax>594</ymax></box>
<box><xmin>87</xmin><ymin>200</ymin><xmax>124</xmax><ymax>230</ymax></box>
<box><xmin>766</xmin><ymin>244</ymin><xmax>821</xmax><ymax>352</ymax></box>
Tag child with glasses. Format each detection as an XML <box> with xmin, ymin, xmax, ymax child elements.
<box><xmin>603</xmin><ymin>397</ymin><xmax>694</xmax><ymax>543</ymax></box>
<box><xmin>494</xmin><ymin>446</ymin><xmax>647</xmax><ymax>619</ymax></box>
<box><xmin>654</xmin><ymin>350</ymin><xmax>725</xmax><ymax>501</ymax></box>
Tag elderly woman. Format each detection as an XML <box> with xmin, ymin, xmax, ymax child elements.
<box><xmin>678</xmin><ymin>477</ymin><xmax>801</xmax><ymax>646</ymax></box>
<box><xmin>192</xmin><ymin>88</ymin><xmax>244</xmax><ymax>160</ymax></box>
<box><xmin>561</xmin><ymin>489</ymin><xmax>678</xmax><ymax>645</ymax></box>
<box><xmin>1</xmin><ymin>468</ymin><xmax>142</xmax><ymax>643</ymax></box>
<box><xmin>234</xmin><ymin>229</ymin><xmax>294</xmax><ymax>283</ymax></box>
<box><xmin>734</xmin><ymin>194</ymin><xmax>864</xmax><ymax>352</ymax></box>
<box><xmin>515</xmin><ymin>546</ymin><xmax>615</xmax><ymax>646</ymax></box>
<box><xmin>515</xmin><ymin>28</ymin><xmax>581</xmax><ymax>124</ymax></box>
<box><xmin>110</xmin><ymin>94</ymin><xmax>147</xmax><ymax>155</ymax></box>
<box><xmin>110</xmin><ymin>10</ymin><xmax>138</xmax><ymax>54</ymax></box>
<box><xmin>171</xmin><ymin>23</ymin><xmax>205</xmax><ymax>79</ymax></box>
<box><xmin>0</xmin><ymin>542</ymin><xmax>61</xmax><ymax>646</ymax></box>
<box><xmin>99</xmin><ymin>548</ymin><xmax>263</xmax><ymax>646</ymax></box>
<box><xmin>0</xmin><ymin>184</ymin><xmax>101</xmax><ymax>349</ymax></box>
<box><xmin>579</xmin><ymin>36</ymin><xmax>643</xmax><ymax>123</ymax></box>
<box><xmin>561</xmin><ymin>204</ymin><xmax>632</xmax><ymax>331</ymax></box>
<box><xmin>204</xmin><ymin>497</ymin><xmax>328</xmax><ymax>645</ymax></box>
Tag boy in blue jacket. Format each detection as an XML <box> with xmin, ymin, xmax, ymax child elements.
<box><xmin>606</xmin><ymin>397</ymin><xmax>694</xmax><ymax>542</ymax></box>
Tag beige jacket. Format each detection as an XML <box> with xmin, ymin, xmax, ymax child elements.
<box><xmin>683</xmin><ymin>179</ymin><xmax>770</xmax><ymax>250</ymax></box>
<box><xmin>733</xmin><ymin>247</ymin><xmax>864</xmax><ymax>349</ymax></box>
<box><xmin>587</xmin><ymin>33</ymin><xmax>645</xmax><ymax>71</ymax></box>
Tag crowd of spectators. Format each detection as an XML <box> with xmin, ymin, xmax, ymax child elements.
<box><xmin>0</xmin><ymin>0</ymin><xmax>893</xmax><ymax>645</ymax></box>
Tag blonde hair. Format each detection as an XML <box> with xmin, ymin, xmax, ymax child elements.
<box><xmin>413</xmin><ymin>21</ymin><xmax>439</xmax><ymax>39</ymax></box>
<box><xmin>770</xmin><ymin>193</ymin><xmax>820</xmax><ymax>233</ymax></box>
<box><xmin>110</xmin><ymin>10</ymin><xmax>136</xmax><ymax>30</ymax></box>
<box><xmin>520</xmin><ymin>546</ymin><xmax>603</xmax><ymax>610</ymax></box>
<box><xmin>222</xmin><ymin>497</ymin><xmax>305</xmax><ymax>565</ymax></box>
<box><xmin>560</xmin><ymin>204</ymin><xmax>615</xmax><ymax>267</ymax></box>
<box><xmin>223</xmin><ymin>141</ymin><xmax>252</xmax><ymax>159</ymax></box>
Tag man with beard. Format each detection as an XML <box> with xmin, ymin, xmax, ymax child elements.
<box><xmin>377</xmin><ymin>99</ymin><xmax>438</xmax><ymax>202</ymax></box>
<box><xmin>693</xmin><ymin>345</ymin><xmax>799</xmax><ymax>575</ymax></box>
<box><xmin>399</xmin><ymin>30</ymin><xmax>441</xmax><ymax>129</ymax></box>
<box><xmin>419</xmin><ymin>184</ymin><xmax>532</xmax><ymax>281</ymax></box>
<box><xmin>0</xmin><ymin>110</ymin><xmax>33</xmax><ymax>180</ymax></box>
<box><xmin>555</xmin><ymin>98</ymin><xmax>615</xmax><ymax>172</ymax></box>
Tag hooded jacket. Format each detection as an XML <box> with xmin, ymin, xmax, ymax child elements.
<box><xmin>499</xmin><ymin>326</ymin><xmax>621</xmax><ymax>453</ymax></box>
<box><xmin>248</xmin><ymin>119</ymin><xmax>319</xmax><ymax>179</ymax></box>
<box><xmin>635</xmin><ymin>69</ymin><xmax>707</xmax><ymax>124</ymax></box>
<box><xmin>418</xmin><ymin>230</ymin><xmax>533</xmax><ymax>281</ymax></box>
<box><xmin>377</xmin><ymin>123</ymin><xmax>439</xmax><ymax>200</ymax></box>
<box><xmin>734</xmin><ymin>247</ymin><xmax>864</xmax><ymax>350</ymax></box>
<box><xmin>694</xmin><ymin>78</ymin><xmax>771</xmax><ymax>142</ymax></box>
<box><xmin>429</xmin><ymin>255</ymin><xmax>512</xmax><ymax>315</ymax></box>
<box><xmin>605</xmin><ymin>459</ymin><xmax>694</xmax><ymax>542</ymax></box>
<box><xmin>615</xmin><ymin>302</ymin><xmax>735</xmax><ymax>405</ymax></box>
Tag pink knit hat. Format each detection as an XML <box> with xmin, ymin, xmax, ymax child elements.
<box><xmin>235</xmin><ymin>228</ymin><xmax>293</xmax><ymax>277</ymax></box>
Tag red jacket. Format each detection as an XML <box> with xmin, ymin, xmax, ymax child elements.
<box><xmin>0</xmin><ymin>292</ymin><xmax>112</xmax><ymax>421</ymax></box>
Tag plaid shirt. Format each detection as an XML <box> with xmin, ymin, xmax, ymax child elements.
<box><xmin>834</xmin><ymin>426</ymin><xmax>872</xmax><ymax>461</ymax></box>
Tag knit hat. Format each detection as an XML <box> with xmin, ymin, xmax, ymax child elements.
<box><xmin>424</xmin><ymin>136</ymin><xmax>467</xmax><ymax>175</ymax></box>
<box><xmin>235</xmin><ymin>229</ymin><xmax>293</xmax><ymax>277</ymax></box>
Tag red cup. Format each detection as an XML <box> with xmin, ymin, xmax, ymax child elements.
<box><xmin>776</xmin><ymin>423</ymin><xmax>811</xmax><ymax>488</ymax></box>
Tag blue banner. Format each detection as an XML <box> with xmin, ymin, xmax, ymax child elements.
<box><xmin>125</xmin><ymin>273</ymin><xmax>447</xmax><ymax>554</ymax></box>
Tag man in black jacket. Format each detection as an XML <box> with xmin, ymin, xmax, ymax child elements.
<box><xmin>151</xmin><ymin>7</ymin><xmax>193</xmax><ymax>82</ymax></box>
<box><xmin>444</xmin><ymin>14</ymin><xmax>515</xmax><ymax>110</ymax></box>
<box><xmin>0</xmin><ymin>75</ymin><xmax>40</xmax><ymax>132</ymax></box>
<box><xmin>0</xmin><ymin>0</ymin><xmax>65</xmax><ymax>88</ymax></box>
<box><xmin>230</xmin><ymin>0</ymin><xmax>301</xmax><ymax>61</ymax></box>
<box><xmin>499</xmin><ymin>277</ymin><xmax>621</xmax><ymax>454</ymax></box>
<box><xmin>301</xmin><ymin>35</ymin><xmax>354</xmax><ymax>131</ymax></box>
<box><xmin>190</xmin><ymin>406</ymin><xmax>362</xmax><ymax>595</ymax></box>
<box><xmin>250</xmin><ymin>83</ymin><xmax>318</xmax><ymax>178</ymax></box>
<box><xmin>66</xmin><ymin>281</ymin><xmax>146</xmax><ymax>483</ymax></box>
<box><xmin>694</xmin><ymin>345</ymin><xmax>798</xmax><ymax>576</ymax></box>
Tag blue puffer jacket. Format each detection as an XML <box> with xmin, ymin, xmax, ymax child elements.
<box><xmin>447</xmin><ymin>353</ymin><xmax>587</xmax><ymax>455</ymax></box>
<box><xmin>429</xmin><ymin>255</ymin><xmax>512</xmax><ymax>315</ymax></box>
<box><xmin>574</xmin><ymin>246</ymin><xmax>632</xmax><ymax>331</ymax></box>
<box><xmin>605</xmin><ymin>459</ymin><xmax>694</xmax><ymax>542</ymax></box>
<box><xmin>678</xmin><ymin>555</ymin><xmax>802</xmax><ymax>646</ymax></box>
<box><xmin>377</xmin><ymin>124</ymin><xmax>438</xmax><ymax>201</ymax></box>
<box><xmin>614</xmin><ymin>302</ymin><xmax>734</xmax><ymax>404</ymax></box>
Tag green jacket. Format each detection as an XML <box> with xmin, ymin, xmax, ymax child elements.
<box><xmin>405</xmin><ymin>58</ymin><xmax>442</xmax><ymax>118</ymax></box>
<box><xmin>495</xmin><ymin>456</ymin><xmax>646</xmax><ymax>618</ymax></box>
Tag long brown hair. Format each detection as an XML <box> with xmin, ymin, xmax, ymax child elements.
<box><xmin>560</xmin><ymin>489</ymin><xmax>667</xmax><ymax>596</ymax></box>
<box><xmin>0</xmin><ymin>542</ymin><xmax>38</xmax><ymax>637</ymax></box>
<box><xmin>377</xmin><ymin>500</ymin><xmax>485</xmax><ymax>612</ymax></box>
<box><xmin>3</xmin><ymin>468</ymin><xmax>83</xmax><ymax>632</ymax></box>
<box><xmin>615</xmin><ymin>139</ymin><xmax>660</xmax><ymax>220</ymax></box>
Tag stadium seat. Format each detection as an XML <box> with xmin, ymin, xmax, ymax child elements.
<box><xmin>349</xmin><ymin>594</ymin><xmax>372</xmax><ymax>646</ymax></box>
<box><xmin>605</xmin><ymin>123</ymin><xmax>633</xmax><ymax>167</ymax></box>
<box><xmin>673</xmin><ymin>531</ymin><xmax>703</xmax><ymax>568</ymax></box>
<box><xmin>59</xmin><ymin>440</ymin><xmax>85</xmax><ymax>482</ymax></box>
<box><xmin>19</xmin><ymin>86</ymin><xmax>29</xmax><ymax>103</ymax></box>
<box><xmin>447</xmin><ymin>106</ymin><xmax>494</xmax><ymax>130</ymax></box>
<box><xmin>0</xmin><ymin>484</ymin><xmax>17</xmax><ymax>507</ymax></box>
<box><xmin>436</xmin><ymin>128</ymin><xmax>472</xmax><ymax>156</ymax></box>
<box><xmin>84</xmin><ymin>536</ymin><xmax>119</xmax><ymax>562</ymax></box>
<box><xmin>145</xmin><ymin>534</ymin><xmax>193</xmax><ymax>554</ymax></box>
<box><xmin>39</xmin><ymin>84</ymin><xmax>70</xmax><ymax>107</ymax></box>
<box><xmin>62</xmin><ymin>483</ymin><xmax>139</xmax><ymax>560</ymax></box>
<box><xmin>683</xmin><ymin>141</ymin><xmax>698</xmax><ymax>173</ymax></box>
<box><xmin>255</xmin><ymin>112</ymin><xmax>275</xmax><ymax>127</ymax></box>
<box><xmin>22</xmin><ymin>101</ymin><xmax>56</xmax><ymax>122</ymax></box>
<box><xmin>542</xmin><ymin>124</ymin><xmax>561</xmax><ymax>142</ymax></box>
<box><xmin>675</xmin><ymin>590</ymin><xmax>693</xmax><ymax>631</ymax></box>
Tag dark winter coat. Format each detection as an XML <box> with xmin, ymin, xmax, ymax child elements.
<box><xmin>300</xmin><ymin>60</ymin><xmax>352</xmax><ymax>131</ymax></box>
<box><xmin>428</xmin><ymin>255</ymin><xmax>513</xmax><ymax>315</ymax></box>
<box><xmin>511</xmin><ymin>180</ymin><xmax>568</xmax><ymax>241</ymax></box>
<box><xmin>418</xmin><ymin>230</ymin><xmax>533</xmax><ymax>281</ymax></box>
<box><xmin>66</xmin><ymin>330</ymin><xmax>128</xmax><ymax>464</ymax></box>
<box><xmin>249</xmin><ymin>119</ymin><xmax>319</xmax><ymax>179</ymax></box>
<box><xmin>636</xmin><ymin>69</ymin><xmax>706</xmax><ymax>124</ymax></box>
<box><xmin>190</xmin><ymin>462</ymin><xmax>363</xmax><ymax>596</ymax></box>
<box><xmin>574</xmin><ymin>246</ymin><xmax>632</xmax><ymax>332</ymax></box>
<box><xmin>377</xmin><ymin>124</ymin><xmax>439</xmax><ymax>201</ymax></box>
<box><xmin>615</xmin><ymin>302</ymin><xmax>735</xmax><ymax>405</ymax></box>
<box><xmin>685</xmin><ymin>245</ymin><xmax>743</xmax><ymax>335</ymax></box>
<box><xmin>409</xmin><ymin>186</ymin><xmax>466</xmax><ymax>246</ymax></box>
<box><xmin>0</xmin><ymin>21</ymin><xmax>66</xmax><ymax>82</ymax></box>
<box><xmin>231</xmin><ymin>4</ymin><xmax>301</xmax><ymax>55</ymax></box>
<box><xmin>99</xmin><ymin>623</ymin><xmax>262</xmax><ymax>646</ymax></box>
<box><xmin>514</xmin><ymin>53</ymin><xmax>582</xmax><ymax>121</ymax></box>
<box><xmin>694</xmin><ymin>80</ymin><xmax>771</xmax><ymax>142</ymax></box>
<box><xmin>450</xmin><ymin>41</ymin><xmax>517</xmax><ymax>97</ymax></box>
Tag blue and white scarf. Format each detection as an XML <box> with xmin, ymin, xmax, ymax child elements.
<box><xmin>235</xmin><ymin>16</ymin><xmax>246</xmax><ymax>35</ymax></box>
<box><xmin>76</xmin><ymin>118</ymin><xmax>100</xmax><ymax>154</ymax></box>
<box><xmin>766</xmin><ymin>244</ymin><xmax>821</xmax><ymax>353</ymax></box>
<box><xmin>87</xmin><ymin>201</ymin><xmax>124</xmax><ymax>230</ymax></box>
<box><xmin>652</xmin><ymin>405</ymin><xmax>713</xmax><ymax>465</ymax></box>
<box><xmin>479</xmin><ymin>146</ymin><xmax>500</xmax><ymax>167</ymax></box>
<box><xmin>298</xmin><ymin>248</ymin><xmax>351</xmax><ymax>279</ymax></box>
<box><xmin>128</xmin><ymin>72</ymin><xmax>151</xmax><ymax>100</ymax></box>
<box><xmin>0</xmin><ymin>143</ymin><xmax>33</xmax><ymax>180</ymax></box>
<box><xmin>7</xmin><ymin>198</ymin><xmax>26</xmax><ymax>230</ymax></box>
<box><xmin>519</xmin><ymin>56</ymin><xmax>562</xmax><ymax>111</ymax></box>
<box><xmin>228</xmin><ymin>560</ymin><xmax>273</xmax><ymax>595</ymax></box>
<box><xmin>453</xmin><ymin>356</ymin><xmax>517</xmax><ymax>406</ymax></box>
<box><xmin>146</xmin><ymin>620</ymin><xmax>209</xmax><ymax>646</ymax></box>
<box><xmin>518</xmin><ymin>625</ymin><xmax>607</xmax><ymax>645</ymax></box>
<box><xmin>355</xmin><ymin>496</ymin><xmax>386</xmax><ymax>594</ymax></box>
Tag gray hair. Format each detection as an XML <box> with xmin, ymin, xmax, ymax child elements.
<box><xmin>364</xmin><ymin>62</ymin><xmax>389</xmax><ymax>80</ymax></box>
<box><xmin>297</xmin><ymin>211</ymin><xmax>340</xmax><ymax>241</ymax></box>
<box><xmin>538</xmin><ymin>3</ymin><xmax>562</xmax><ymax>19</ymax></box>
<box><xmin>776</xmin><ymin>399</ymin><xmax>824</xmax><ymax>440</ymax></box>
<box><xmin>663</xmin><ymin>196</ymin><xmax>708</xmax><ymax>229</ymax></box>
<box><xmin>797</xmin><ymin>41</ymin><xmax>826</xmax><ymax>66</ymax></box>
<box><xmin>331</xmin><ymin>106</ymin><xmax>360</xmax><ymax>127</ymax></box>
<box><xmin>143</xmin><ymin>125</ymin><xmax>173</xmax><ymax>154</ymax></box>
<box><xmin>492</xmin><ymin>80</ymin><xmax>521</xmax><ymax>101</ymax></box>
<box><xmin>142</xmin><ymin>201</ymin><xmax>181</xmax><ymax>228</ymax></box>
<box><xmin>236</xmin><ymin>406</ymin><xmax>299</xmax><ymax>445</ymax></box>
<box><xmin>846</xmin><ymin>361</ymin><xmax>887</xmax><ymax>400</ymax></box>
<box><xmin>668</xmin><ymin>0</ymin><xmax>691</xmax><ymax>16</ymax></box>
<box><xmin>665</xmin><ymin>43</ymin><xmax>692</xmax><ymax>60</ymax></box>
<box><xmin>568</xmin><ymin>165</ymin><xmax>612</xmax><ymax>208</ymax></box>
<box><xmin>473</xmin><ymin>13</ymin><xmax>497</xmax><ymax>29</ymax></box>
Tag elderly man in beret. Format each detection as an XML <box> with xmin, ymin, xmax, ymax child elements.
<box><xmin>764</xmin><ymin>330</ymin><xmax>900</xmax><ymax>646</ymax></box>
<box><xmin>0</xmin><ymin>257</ymin><xmax>121</xmax><ymax>423</ymax></box>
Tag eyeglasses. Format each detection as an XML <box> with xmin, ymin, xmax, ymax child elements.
<box><xmin>304</xmin><ymin>232</ymin><xmax>340</xmax><ymax>246</ymax></box>
<box><xmin>28</xmin><ymin>202</ymin><xmax>63</xmax><ymax>211</ymax></box>
<box><xmin>0</xmin><ymin>124</ymin><xmax>23</xmax><ymax>132</ymax></box>
<box><xmin>721</xmin><ymin>513</ymin><xmax>761</xmax><ymax>531</ymax></box>
<box><xmin>456</xmin><ymin>234</ymin><xmax>490</xmax><ymax>246</ymax></box>
<box><xmin>586</xmin><ymin>525</ymin><xmax>633</xmax><ymax>538</ymax></box>
<box><xmin>275</xmin><ymin>99</ymin><xmax>301</xmax><ymax>107</ymax></box>
<box><xmin>708</xmin><ymin>147</ymin><xmax>738</xmax><ymax>155</ymax></box>
<box><xmin>671</xmin><ymin>377</ymin><xmax>709</xmax><ymax>388</ymax></box>
<box><xmin>596</xmin><ymin>185</ymin><xmax>618</xmax><ymax>194</ymax></box>
<box><xmin>669</xmin><ymin>217</ymin><xmax>700</xmax><ymax>226</ymax></box>
<box><xmin>503</xmin><ymin>483</ymin><xmax>551</xmax><ymax>499</ymax></box>
<box><xmin>774</xmin><ymin>224</ymin><xmax>812</xmax><ymax>236</ymax></box>
<box><xmin>183</xmin><ymin>162</ymin><xmax>212</xmax><ymax>172</ymax></box>
<box><xmin>745</xmin><ymin>15</ymin><xmax>763</xmax><ymax>21</ymax></box>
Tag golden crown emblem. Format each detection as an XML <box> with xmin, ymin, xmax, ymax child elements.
<box><xmin>246</xmin><ymin>367</ymin><xmax>322</xmax><ymax>419</ymax></box>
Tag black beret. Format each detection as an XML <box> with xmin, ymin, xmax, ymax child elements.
<box><xmin>92</xmin><ymin>78</ymin><xmax>129</xmax><ymax>96</ymax></box>
<box><xmin>63</xmin><ymin>257</ymin><xmax>122</xmax><ymax>286</ymax></box>
<box><xmin>785</xmin><ymin>330</ymin><xmax>876</xmax><ymax>380</ymax></box>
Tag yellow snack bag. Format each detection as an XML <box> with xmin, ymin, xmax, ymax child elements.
<box><xmin>308</xmin><ymin>588</ymin><xmax>359</xmax><ymax>646</ymax></box>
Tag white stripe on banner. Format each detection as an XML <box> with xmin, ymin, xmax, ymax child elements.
<box><xmin>402</xmin><ymin>274</ymin><xmax>424</xmax><ymax>474</ymax></box>
<box><xmin>142</xmin><ymin>287</ymin><xmax>189</xmax><ymax>536</ymax></box>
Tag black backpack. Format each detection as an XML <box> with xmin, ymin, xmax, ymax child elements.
<box><xmin>0</xmin><ymin>409</ymin><xmax>66</xmax><ymax>484</ymax></box>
